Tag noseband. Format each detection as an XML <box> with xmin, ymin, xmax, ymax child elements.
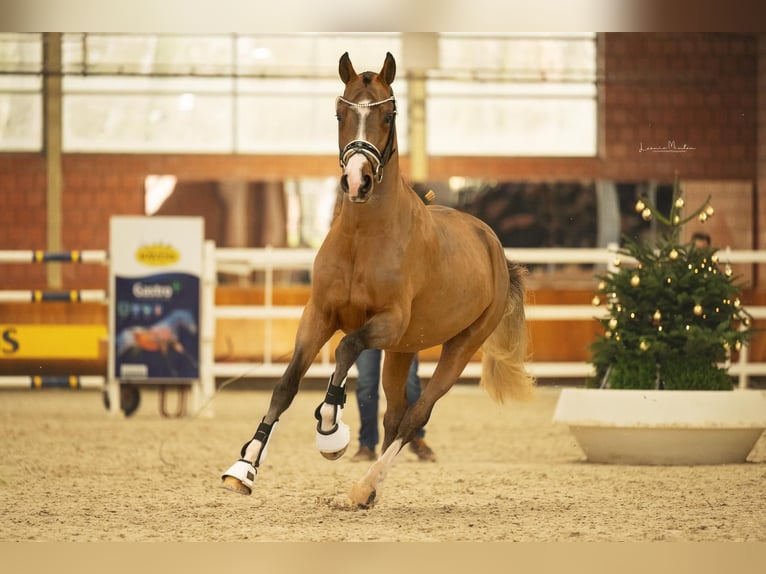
<box><xmin>337</xmin><ymin>94</ymin><xmax>397</xmax><ymax>184</ymax></box>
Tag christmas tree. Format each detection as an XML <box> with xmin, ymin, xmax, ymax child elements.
<box><xmin>589</xmin><ymin>177</ymin><xmax>753</xmax><ymax>390</ymax></box>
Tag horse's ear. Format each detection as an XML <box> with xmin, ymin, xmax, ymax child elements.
<box><xmin>339</xmin><ymin>52</ymin><xmax>356</xmax><ymax>84</ymax></box>
<box><xmin>380</xmin><ymin>52</ymin><xmax>396</xmax><ymax>86</ymax></box>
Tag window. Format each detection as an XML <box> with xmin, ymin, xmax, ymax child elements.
<box><xmin>62</xmin><ymin>34</ymin><xmax>235</xmax><ymax>152</ymax></box>
<box><xmin>1</xmin><ymin>33</ymin><xmax>597</xmax><ymax>156</ymax></box>
<box><xmin>0</xmin><ymin>33</ymin><xmax>43</xmax><ymax>151</ymax></box>
<box><xmin>60</xmin><ymin>33</ymin><xmax>405</xmax><ymax>154</ymax></box>
<box><xmin>429</xmin><ymin>33</ymin><xmax>597</xmax><ymax>156</ymax></box>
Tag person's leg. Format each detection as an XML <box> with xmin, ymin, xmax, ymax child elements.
<box><xmin>355</xmin><ymin>348</ymin><xmax>382</xmax><ymax>451</ymax></box>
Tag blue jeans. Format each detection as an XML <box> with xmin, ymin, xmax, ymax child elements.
<box><xmin>355</xmin><ymin>349</ymin><xmax>425</xmax><ymax>450</ymax></box>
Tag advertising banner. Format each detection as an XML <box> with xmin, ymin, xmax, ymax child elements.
<box><xmin>109</xmin><ymin>216</ymin><xmax>203</xmax><ymax>380</ymax></box>
<box><xmin>1</xmin><ymin>325</ymin><xmax>106</xmax><ymax>359</ymax></box>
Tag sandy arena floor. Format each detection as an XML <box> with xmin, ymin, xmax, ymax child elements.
<box><xmin>1</xmin><ymin>383</ymin><xmax>764</xmax><ymax>542</ymax></box>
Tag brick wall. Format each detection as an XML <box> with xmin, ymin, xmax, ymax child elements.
<box><xmin>600</xmin><ymin>32</ymin><xmax>757</xmax><ymax>182</ymax></box>
<box><xmin>0</xmin><ymin>154</ymin><xmax>48</xmax><ymax>289</ymax></box>
<box><xmin>0</xmin><ymin>155</ymin><xmax>337</xmax><ymax>289</ymax></box>
<box><xmin>0</xmin><ymin>33</ymin><xmax>762</xmax><ymax>290</ymax></box>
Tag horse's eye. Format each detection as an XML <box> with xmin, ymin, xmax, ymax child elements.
<box><xmin>335</xmin><ymin>111</ymin><xmax>343</xmax><ymax>122</ymax></box>
<box><xmin>384</xmin><ymin>113</ymin><xmax>394</xmax><ymax>125</ymax></box>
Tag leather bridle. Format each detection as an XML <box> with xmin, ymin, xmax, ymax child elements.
<box><xmin>336</xmin><ymin>94</ymin><xmax>397</xmax><ymax>184</ymax></box>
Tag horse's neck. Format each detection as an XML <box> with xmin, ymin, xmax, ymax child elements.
<box><xmin>337</xmin><ymin>170</ymin><xmax>414</xmax><ymax>236</ymax></box>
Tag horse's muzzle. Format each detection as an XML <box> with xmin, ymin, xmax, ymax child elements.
<box><xmin>341</xmin><ymin>173</ymin><xmax>373</xmax><ymax>203</ymax></box>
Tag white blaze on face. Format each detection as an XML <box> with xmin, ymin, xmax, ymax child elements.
<box><xmin>344</xmin><ymin>154</ymin><xmax>368</xmax><ymax>199</ymax></box>
<box><xmin>343</xmin><ymin>102</ymin><xmax>371</xmax><ymax>199</ymax></box>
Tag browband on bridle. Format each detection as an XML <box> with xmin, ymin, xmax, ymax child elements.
<box><xmin>336</xmin><ymin>95</ymin><xmax>395</xmax><ymax>108</ymax></box>
<box><xmin>337</xmin><ymin>94</ymin><xmax>397</xmax><ymax>184</ymax></box>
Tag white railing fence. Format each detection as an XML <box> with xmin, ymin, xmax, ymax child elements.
<box><xmin>2</xmin><ymin>245</ymin><xmax>766</xmax><ymax>401</ymax></box>
<box><xmin>212</xmin><ymin>245</ymin><xmax>766</xmax><ymax>389</ymax></box>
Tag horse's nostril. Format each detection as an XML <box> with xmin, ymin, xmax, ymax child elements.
<box><xmin>340</xmin><ymin>175</ymin><xmax>349</xmax><ymax>192</ymax></box>
<box><xmin>360</xmin><ymin>175</ymin><xmax>372</xmax><ymax>194</ymax></box>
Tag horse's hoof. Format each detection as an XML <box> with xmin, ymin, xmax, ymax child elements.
<box><xmin>220</xmin><ymin>459</ymin><xmax>255</xmax><ymax>495</ymax></box>
<box><xmin>320</xmin><ymin>445</ymin><xmax>348</xmax><ymax>461</ymax></box>
<box><xmin>316</xmin><ymin>420</ymin><xmax>350</xmax><ymax>460</ymax></box>
<box><xmin>221</xmin><ymin>475</ymin><xmax>252</xmax><ymax>495</ymax></box>
<box><xmin>350</xmin><ymin>482</ymin><xmax>376</xmax><ymax>509</ymax></box>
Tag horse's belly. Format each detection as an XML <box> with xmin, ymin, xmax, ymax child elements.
<box><xmin>395</xmin><ymin>294</ymin><xmax>492</xmax><ymax>351</ymax></box>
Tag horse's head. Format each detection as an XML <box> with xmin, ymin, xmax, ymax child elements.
<box><xmin>336</xmin><ymin>52</ymin><xmax>398</xmax><ymax>203</ymax></box>
<box><xmin>163</xmin><ymin>309</ymin><xmax>198</xmax><ymax>334</ymax></box>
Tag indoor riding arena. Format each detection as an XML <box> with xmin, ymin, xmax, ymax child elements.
<box><xmin>2</xmin><ymin>33</ymin><xmax>766</xmax><ymax>545</ymax></box>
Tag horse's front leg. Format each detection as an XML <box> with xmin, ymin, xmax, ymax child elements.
<box><xmin>313</xmin><ymin>328</ymin><xmax>369</xmax><ymax>460</ymax></box>
<box><xmin>314</xmin><ymin>305</ymin><xmax>411</xmax><ymax>462</ymax></box>
<box><xmin>221</xmin><ymin>305</ymin><xmax>333</xmax><ymax>495</ymax></box>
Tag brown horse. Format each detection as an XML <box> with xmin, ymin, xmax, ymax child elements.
<box><xmin>221</xmin><ymin>52</ymin><xmax>534</xmax><ymax>508</ymax></box>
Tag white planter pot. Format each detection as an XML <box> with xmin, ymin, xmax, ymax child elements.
<box><xmin>553</xmin><ymin>388</ymin><xmax>766</xmax><ymax>465</ymax></box>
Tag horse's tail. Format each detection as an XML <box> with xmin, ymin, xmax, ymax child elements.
<box><xmin>479</xmin><ymin>260</ymin><xmax>536</xmax><ymax>403</ymax></box>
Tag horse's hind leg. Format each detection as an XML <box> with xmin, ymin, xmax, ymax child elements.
<box><xmin>349</xmin><ymin>351</ymin><xmax>413</xmax><ymax>508</ymax></box>
<box><xmin>221</xmin><ymin>306</ymin><xmax>333</xmax><ymax>495</ymax></box>
<box><xmin>349</xmin><ymin>316</ymin><xmax>501</xmax><ymax>508</ymax></box>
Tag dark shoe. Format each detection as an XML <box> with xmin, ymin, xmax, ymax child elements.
<box><xmin>409</xmin><ymin>437</ymin><xmax>436</xmax><ymax>462</ymax></box>
<box><xmin>351</xmin><ymin>446</ymin><xmax>376</xmax><ymax>462</ymax></box>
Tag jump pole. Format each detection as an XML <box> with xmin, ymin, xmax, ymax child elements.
<box><xmin>0</xmin><ymin>375</ymin><xmax>105</xmax><ymax>390</ymax></box>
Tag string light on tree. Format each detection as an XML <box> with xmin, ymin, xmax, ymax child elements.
<box><xmin>641</xmin><ymin>208</ymin><xmax>652</xmax><ymax>221</ymax></box>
